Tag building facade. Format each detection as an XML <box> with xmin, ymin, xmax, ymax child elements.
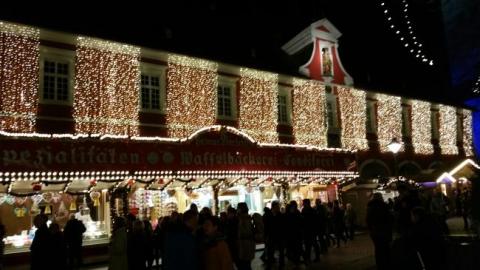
<box><xmin>0</xmin><ymin>20</ymin><xmax>474</xmax><ymax>257</ymax></box>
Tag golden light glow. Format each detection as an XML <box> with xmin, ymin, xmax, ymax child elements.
<box><xmin>166</xmin><ymin>55</ymin><xmax>218</xmax><ymax>138</ymax></box>
<box><xmin>238</xmin><ymin>68</ymin><xmax>279</xmax><ymax>143</ymax></box>
<box><xmin>337</xmin><ymin>87</ymin><xmax>368</xmax><ymax>150</ymax></box>
<box><xmin>462</xmin><ymin>109</ymin><xmax>473</xmax><ymax>156</ymax></box>
<box><xmin>73</xmin><ymin>37</ymin><xmax>140</xmax><ymax>136</ymax></box>
<box><xmin>439</xmin><ymin>105</ymin><xmax>458</xmax><ymax>155</ymax></box>
<box><xmin>411</xmin><ymin>100</ymin><xmax>433</xmax><ymax>154</ymax></box>
<box><xmin>377</xmin><ymin>94</ymin><xmax>402</xmax><ymax>152</ymax></box>
<box><xmin>292</xmin><ymin>79</ymin><xmax>327</xmax><ymax>147</ymax></box>
<box><xmin>0</xmin><ymin>22</ymin><xmax>39</xmax><ymax>133</ymax></box>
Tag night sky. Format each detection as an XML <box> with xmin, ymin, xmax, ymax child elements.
<box><xmin>1</xmin><ymin>1</ymin><xmax>479</xmax><ymax>107</ymax></box>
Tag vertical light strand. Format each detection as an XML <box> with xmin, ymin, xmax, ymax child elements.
<box><xmin>462</xmin><ymin>109</ymin><xmax>473</xmax><ymax>156</ymax></box>
<box><xmin>74</xmin><ymin>37</ymin><xmax>140</xmax><ymax>136</ymax></box>
<box><xmin>411</xmin><ymin>100</ymin><xmax>433</xmax><ymax>154</ymax></box>
<box><xmin>337</xmin><ymin>87</ymin><xmax>368</xmax><ymax>150</ymax></box>
<box><xmin>292</xmin><ymin>78</ymin><xmax>327</xmax><ymax>147</ymax></box>
<box><xmin>0</xmin><ymin>22</ymin><xmax>39</xmax><ymax>133</ymax></box>
<box><xmin>166</xmin><ymin>55</ymin><xmax>218</xmax><ymax>138</ymax></box>
<box><xmin>239</xmin><ymin>68</ymin><xmax>279</xmax><ymax>143</ymax></box>
<box><xmin>439</xmin><ymin>104</ymin><xmax>458</xmax><ymax>155</ymax></box>
<box><xmin>377</xmin><ymin>94</ymin><xmax>402</xmax><ymax>152</ymax></box>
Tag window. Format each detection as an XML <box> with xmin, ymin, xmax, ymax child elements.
<box><xmin>39</xmin><ymin>48</ymin><xmax>74</xmax><ymax>104</ymax></box>
<box><xmin>278</xmin><ymin>95</ymin><xmax>288</xmax><ymax>124</ymax></box>
<box><xmin>141</xmin><ymin>74</ymin><xmax>162</xmax><ymax>111</ymax></box>
<box><xmin>431</xmin><ymin>109</ymin><xmax>439</xmax><ymax>140</ymax></box>
<box><xmin>366</xmin><ymin>100</ymin><xmax>377</xmax><ymax>134</ymax></box>
<box><xmin>325</xmin><ymin>87</ymin><xmax>338</xmax><ymax>132</ymax></box>
<box><xmin>140</xmin><ymin>64</ymin><xmax>166</xmax><ymax>113</ymax></box>
<box><xmin>217</xmin><ymin>77</ymin><xmax>237</xmax><ymax>120</ymax></box>
<box><xmin>218</xmin><ymin>85</ymin><xmax>233</xmax><ymax>117</ymax></box>
<box><xmin>401</xmin><ymin>105</ymin><xmax>411</xmax><ymax>137</ymax></box>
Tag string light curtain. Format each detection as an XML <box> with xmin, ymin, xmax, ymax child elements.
<box><xmin>166</xmin><ymin>55</ymin><xmax>218</xmax><ymax>138</ymax></box>
<box><xmin>411</xmin><ymin>100</ymin><xmax>433</xmax><ymax>154</ymax></box>
<box><xmin>439</xmin><ymin>105</ymin><xmax>458</xmax><ymax>155</ymax></box>
<box><xmin>74</xmin><ymin>37</ymin><xmax>140</xmax><ymax>136</ymax></box>
<box><xmin>0</xmin><ymin>22</ymin><xmax>39</xmax><ymax>133</ymax></box>
<box><xmin>337</xmin><ymin>87</ymin><xmax>368</xmax><ymax>150</ymax></box>
<box><xmin>238</xmin><ymin>68</ymin><xmax>279</xmax><ymax>143</ymax></box>
<box><xmin>292</xmin><ymin>78</ymin><xmax>327</xmax><ymax>147</ymax></box>
<box><xmin>462</xmin><ymin>109</ymin><xmax>473</xmax><ymax>156</ymax></box>
<box><xmin>377</xmin><ymin>94</ymin><xmax>402</xmax><ymax>152</ymax></box>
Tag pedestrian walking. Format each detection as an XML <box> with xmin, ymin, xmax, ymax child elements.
<box><xmin>344</xmin><ymin>203</ymin><xmax>357</xmax><ymax>240</ymax></box>
<box><xmin>236</xmin><ymin>202</ymin><xmax>255</xmax><ymax>270</ymax></box>
<box><xmin>200</xmin><ymin>215</ymin><xmax>234</xmax><ymax>270</ymax></box>
<box><xmin>108</xmin><ymin>217</ymin><xmax>128</xmax><ymax>270</ymax></box>
<box><xmin>367</xmin><ymin>193</ymin><xmax>393</xmax><ymax>270</ymax></box>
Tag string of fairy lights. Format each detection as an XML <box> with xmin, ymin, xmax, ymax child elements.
<box><xmin>379</xmin><ymin>0</ymin><xmax>434</xmax><ymax>66</ymax></box>
<box><xmin>377</xmin><ymin>94</ymin><xmax>402</xmax><ymax>152</ymax></box>
<box><xmin>0</xmin><ymin>22</ymin><xmax>39</xmax><ymax>133</ymax></box>
<box><xmin>411</xmin><ymin>100</ymin><xmax>433</xmax><ymax>154</ymax></box>
<box><xmin>462</xmin><ymin>109</ymin><xmax>474</xmax><ymax>156</ymax></box>
<box><xmin>166</xmin><ymin>55</ymin><xmax>218</xmax><ymax>138</ymax></box>
<box><xmin>292</xmin><ymin>78</ymin><xmax>327</xmax><ymax>147</ymax></box>
<box><xmin>473</xmin><ymin>74</ymin><xmax>480</xmax><ymax>94</ymax></box>
<box><xmin>439</xmin><ymin>105</ymin><xmax>458</xmax><ymax>155</ymax></box>
<box><xmin>337</xmin><ymin>87</ymin><xmax>369</xmax><ymax>150</ymax></box>
<box><xmin>73</xmin><ymin>37</ymin><xmax>140</xmax><ymax>136</ymax></box>
<box><xmin>238</xmin><ymin>68</ymin><xmax>279</xmax><ymax>144</ymax></box>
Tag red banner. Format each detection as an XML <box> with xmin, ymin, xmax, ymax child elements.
<box><xmin>1</xmin><ymin>129</ymin><xmax>356</xmax><ymax>172</ymax></box>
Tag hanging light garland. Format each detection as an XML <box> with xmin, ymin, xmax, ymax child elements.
<box><xmin>238</xmin><ymin>68</ymin><xmax>279</xmax><ymax>143</ymax></box>
<box><xmin>292</xmin><ymin>78</ymin><xmax>327</xmax><ymax>147</ymax></box>
<box><xmin>337</xmin><ymin>87</ymin><xmax>368</xmax><ymax>150</ymax></box>
<box><xmin>439</xmin><ymin>105</ymin><xmax>458</xmax><ymax>155</ymax></box>
<box><xmin>377</xmin><ymin>94</ymin><xmax>402</xmax><ymax>152</ymax></box>
<box><xmin>473</xmin><ymin>74</ymin><xmax>480</xmax><ymax>94</ymax></box>
<box><xmin>462</xmin><ymin>109</ymin><xmax>473</xmax><ymax>156</ymax></box>
<box><xmin>411</xmin><ymin>100</ymin><xmax>433</xmax><ymax>154</ymax></box>
<box><xmin>0</xmin><ymin>22</ymin><xmax>39</xmax><ymax>133</ymax></box>
<box><xmin>379</xmin><ymin>1</ymin><xmax>434</xmax><ymax>66</ymax></box>
<box><xmin>166</xmin><ymin>55</ymin><xmax>218</xmax><ymax>138</ymax></box>
<box><xmin>73</xmin><ymin>37</ymin><xmax>140</xmax><ymax>136</ymax></box>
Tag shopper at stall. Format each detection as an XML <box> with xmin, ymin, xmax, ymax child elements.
<box><xmin>236</xmin><ymin>202</ymin><xmax>255</xmax><ymax>270</ymax></box>
<box><xmin>314</xmin><ymin>199</ymin><xmax>328</xmax><ymax>254</ymax></box>
<box><xmin>264</xmin><ymin>201</ymin><xmax>285</xmax><ymax>270</ymax></box>
<box><xmin>225</xmin><ymin>207</ymin><xmax>239</xmax><ymax>265</ymax></box>
<box><xmin>200</xmin><ymin>215</ymin><xmax>234</xmax><ymax>270</ymax></box>
<box><xmin>128</xmin><ymin>220</ymin><xmax>147</xmax><ymax>270</ymax></box>
<box><xmin>163</xmin><ymin>209</ymin><xmax>199</xmax><ymax>270</ymax></box>
<box><xmin>108</xmin><ymin>217</ymin><xmax>128</xmax><ymax>270</ymax></box>
<box><xmin>285</xmin><ymin>201</ymin><xmax>303</xmax><ymax>266</ymax></box>
<box><xmin>344</xmin><ymin>203</ymin><xmax>357</xmax><ymax>240</ymax></box>
<box><xmin>260</xmin><ymin>207</ymin><xmax>271</xmax><ymax>263</ymax></box>
<box><xmin>302</xmin><ymin>199</ymin><xmax>320</xmax><ymax>263</ymax></box>
<box><xmin>366</xmin><ymin>193</ymin><xmax>393</xmax><ymax>270</ymax></box>
<box><xmin>332</xmin><ymin>200</ymin><xmax>347</xmax><ymax>247</ymax></box>
<box><xmin>64</xmin><ymin>214</ymin><xmax>86</xmax><ymax>269</ymax></box>
<box><xmin>30</xmin><ymin>214</ymin><xmax>51</xmax><ymax>270</ymax></box>
<box><xmin>153</xmin><ymin>217</ymin><xmax>168</xmax><ymax>267</ymax></box>
<box><xmin>430</xmin><ymin>189</ymin><xmax>450</xmax><ymax>235</ymax></box>
<box><xmin>49</xmin><ymin>222</ymin><xmax>67</xmax><ymax>270</ymax></box>
<box><xmin>143</xmin><ymin>220</ymin><xmax>154</xmax><ymax>270</ymax></box>
<box><xmin>0</xmin><ymin>218</ymin><xmax>5</xmax><ymax>270</ymax></box>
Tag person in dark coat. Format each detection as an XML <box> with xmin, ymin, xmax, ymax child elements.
<box><xmin>64</xmin><ymin>214</ymin><xmax>86</xmax><ymax>269</ymax></box>
<box><xmin>143</xmin><ymin>220</ymin><xmax>154</xmax><ymax>269</ymax></box>
<box><xmin>225</xmin><ymin>207</ymin><xmax>239</xmax><ymax>265</ymax></box>
<box><xmin>314</xmin><ymin>199</ymin><xmax>328</xmax><ymax>254</ymax></box>
<box><xmin>367</xmin><ymin>193</ymin><xmax>393</xmax><ymax>270</ymax></box>
<box><xmin>285</xmin><ymin>201</ymin><xmax>303</xmax><ymax>266</ymax></box>
<box><xmin>236</xmin><ymin>202</ymin><xmax>255</xmax><ymax>270</ymax></box>
<box><xmin>30</xmin><ymin>214</ymin><xmax>51</xmax><ymax>270</ymax></box>
<box><xmin>332</xmin><ymin>200</ymin><xmax>347</xmax><ymax>247</ymax></box>
<box><xmin>199</xmin><ymin>215</ymin><xmax>234</xmax><ymax>270</ymax></box>
<box><xmin>163</xmin><ymin>210</ymin><xmax>199</xmax><ymax>270</ymax></box>
<box><xmin>344</xmin><ymin>203</ymin><xmax>357</xmax><ymax>240</ymax></box>
<box><xmin>0</xmin><ymin>218</ymin><xmax>5</xmax><ymax>270</ymax></box>
<box><xmin>128</xmin><ymin>220</ymin><xmax>147</xmax><ymax>270</ymax></box>
<box><xmin>301</xmin><ymin>199</ymin><xmax>320</xmax><ymax>263</ymax></box>
<box><xmin>265</xmin><ymin>201</ymin><xmax>286</xmax><ymax>270</ymax></box>
<box><xmin>405</xmin><ymin>207</ymin><xmax>447</xmax><ymax>270</ymax></box>
<box><xmin>108</xmin><ymin>217</ymin><xmax>128</xmax><ymax>270</ymax></box>
<box><xmin>49</xmin><ymin>222</ymin><xmax>67</xmax><ymax>270</ymax></box>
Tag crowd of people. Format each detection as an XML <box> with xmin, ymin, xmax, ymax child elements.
<box><xmin>29</xmin><ymin>213</ymin><xmax>86</xmax><ymax>270</ymax></box>
<box><xmin>366</xmin><ymin>185</ymin><xmax>472</xmax><ymax>270</ymax></box>
<box><xmin>107</xmin><ymin>198</ymin><xmax>357</xmax><ymax>270</ymax></box>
